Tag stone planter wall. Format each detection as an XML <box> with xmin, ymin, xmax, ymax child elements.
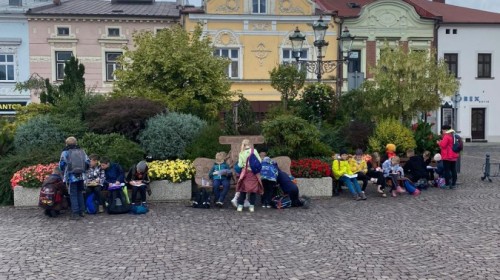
<box><xmin>296</xmin><ymin>177</ymin><xmax>332</xmax><ymax>198</ymax></box>
<box><xmin>14</xmin><ymin>186</ymin><xmax>40</xmax><ymax>207</ymax></box>
<box><xmin>149</xmin><ymin>180</ymin><xmax>191</xmax><ymax>202</ymax></box>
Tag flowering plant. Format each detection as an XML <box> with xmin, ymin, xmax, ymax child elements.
<box><xmin>148</xmin><ymin>159</ymin><xmax>195</xmax><ymax>183</ymax></box>
<box><xmin>10</xmin><ymin>162</ymin><xmax>59</xmax><ymax>189</ymax></box>
<box><xmin>291</xmin><ymin>159</ymin><xmax>331</xmax><ymax>178</ymax></box>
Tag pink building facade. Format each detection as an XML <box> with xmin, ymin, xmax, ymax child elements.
<box><xmin>27</xmin><ymin>0</ymin><xmax>180</xmax><ymax>99</ymax></box>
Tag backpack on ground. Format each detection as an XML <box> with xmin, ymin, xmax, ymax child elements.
<box><xmin>192</xmin><ymin>188</ymin><xmax>211</xmax><ymax>209</ymax></box>
<box><xmin>39</xmin><ymin>184</ymin><xmax>58</xmax><ymax>209</ymax></box>
<box><xmin>67</xmin><ymin>148</ymin><xmax>87</xmax><ymax>174</ymax></box>
<box><xmin>39</xmin><ymin>175</ymin><xmax>65</xmax><ymax>210</ymax></box>
<box><xmin>107</xmin><ymin>188</ymin><xmax>131</xmax><ymax>214</ymax></box>
<box><xmin>249</xmin><ymin>148</ymin><xmax>262</xmax><ymax>174</ymax></box>
<box><xmin>85</xmin><ymin>193</ymin><xmax>98</xmax><ymax>215</ymax></box>
<box><xmin>270</xmin><ymin>187</ymin><xmax>291</xmax><ymax>209</ymax></box>
<box><xmin>452</xmin><ymin>133</ymin><xmax>463</xmax><ymax>153</ymax></box>
<box><xmin>131</xmin><ymin>204</ymin><xmax>149</xmax><ymax>215</ymax></box>
<box><xmin>415</xmin><ymin>178</ymin><xmax>429</xmax><ymax>190</ymax></box>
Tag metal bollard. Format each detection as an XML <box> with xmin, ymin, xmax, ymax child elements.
<box><xmin>481</xmin><ymin>154</ymin><xmax>491</xmax><ymax>182</ymax></box>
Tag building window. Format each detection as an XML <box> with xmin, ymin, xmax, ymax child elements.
<box><xmin>57</xmin><ymin>27</ymin><xmax>70</xmax><ymax>36</ymax></box>
<box><xmin>105</xmin><ymin>52</ymin><xmax>122</xmax><ymax>81</ymax></box>
<box><xmin>0</xmin><ymin>54</ymin><xmax>15</xmax><ymax>82</ymax></box>
<box><xmin>252</xmin><ymin>0</ymin><xmax>266</xmax><ymax>14</ymax></box>
<box><xmin>55</xmin><ymin>51</ymin><xmax>73</xmax><ymax>81</ymax></box>
<box><xmin>452</xmin><ymin>29</ymin><xmax>457</xmax><ymax>34</ymax></box>
<box><xmin>444</xmin><ymin>53</ymin><xmax>458</xmax><ymax>78</ymax></box>
<box><xmin>107</xmin><ymin>28</ymin><xmax>120</xmax><ymax>37</ymax></box>
<box><xmin>282</xmin><ymin>48</ymin><xmax>308</xmax><ymax>72</ymax></box>
<box><xmin>477</xmin><ymin>53</ymin><xmax>491</xmax><ymax>78</ymax></box>
<box><xmin>214</xmin><ymin>48</ymin><xmax>239</xmax><ymax>78</ymax></box>
<box><xmin>348</xmin><ymin>50</ymin><xmax>361</xmax><ymax>73</ymax></box>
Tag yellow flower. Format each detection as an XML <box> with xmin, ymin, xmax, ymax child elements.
<box><xmin>147</xmin><ymin>159</ymin><xmax>195</xmax><ymax>183</ymax></box>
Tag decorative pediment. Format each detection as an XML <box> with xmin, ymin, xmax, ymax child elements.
<box><xmin>213</xmin><ymin>30</ymin><xmax>240</xmax><ymax>46</ymax></box>
<box><xmin>279</xmin><ymin>0</ymin><xmax>304</xmax><ymax>15</ymax></box>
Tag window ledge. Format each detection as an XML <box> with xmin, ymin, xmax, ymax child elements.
<box><xmin>475</xmin><ymin>77</ymin><xmax>495</xmax><ymax>80</ymax></box>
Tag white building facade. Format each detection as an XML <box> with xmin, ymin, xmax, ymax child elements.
<box><xmin>438</xmin><ymin>24</ymin><xmax>500</xmax><ymax>142</ymax></box>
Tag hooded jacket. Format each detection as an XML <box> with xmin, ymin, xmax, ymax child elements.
<box><xmin>438</xmin><ymin>129</ymin><xmax>459</xmax><ymax>161</ymax></box>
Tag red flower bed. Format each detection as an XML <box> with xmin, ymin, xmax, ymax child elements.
<box><xmin>10</xmin><ymin>162</ymin><xmax>59</xmax><ymax>189</ymax></box>
<box><xmin>291</xmin><ymin>159</ymin><xmax>331</xmax><ymax>178</ymax></box>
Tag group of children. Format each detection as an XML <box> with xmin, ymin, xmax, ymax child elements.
<box><xmin>332</xmin><ymin>143</ymin><xmax>446</xmax><ymax>201</ymax></box>
<box><xmin>206</xmin><ymin>139</ymin><xmax>310</xmax><ymax>212</ymax></box>
<box><xmin>41</xmin><ymin>155</ymin><xmax>151</xmax><ymax>217</ymax></box>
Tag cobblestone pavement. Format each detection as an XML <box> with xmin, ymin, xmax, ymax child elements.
<box><xmin>0</xmin><ymin>144</ymin><xmax>499</xmax><ymax>280</ymax></box>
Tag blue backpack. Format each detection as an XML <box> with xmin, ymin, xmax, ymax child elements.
<box><xmin>131</xmin><ymin>204</ymin><xmax>149</xmax><ymax>215</ymax></box>
<box><xmin>452</xmin><ymin>133</ymin><xmax>463</xmax><ymax>153</ymax></box>
<box><xmin>248</xmin><ymin>148</ymin><xmax>262</xmax><ymax>174</ymax></box>
<box><xmin>85</xmin><ymin>193</ymin><xmax>98</xmax><ymax>214</ymax></box>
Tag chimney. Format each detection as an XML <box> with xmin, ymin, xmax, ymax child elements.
<box><xmin>433</xmin><ymin>0</ymin><xmax>445</xmax><ymax>3</ymax></box>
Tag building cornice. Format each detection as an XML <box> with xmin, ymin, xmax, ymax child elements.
<box><xmin>27</xmin><ymin>16</ymin><xmax>176</xmax><ymax>24</ymax></box>
<box><xmin>188</xmin><ymin>14</ymin><xmax>331</xmax><ymax>22</ymax></box>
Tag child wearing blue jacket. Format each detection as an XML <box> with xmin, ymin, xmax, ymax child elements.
<box><xmin>208</xmin><ymin>152</ymin><xmax>232</xmax><ymax>207</ymax></box>
<box><xmin>260</xmin><ymin>157</ymin><xmax>278</xmax><ymax>208</ymax></box>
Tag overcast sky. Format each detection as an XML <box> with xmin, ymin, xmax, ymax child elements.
<box><xmin>169</xmin><ymin>0</ymin><xmax>500</xmax><ymax>13</ymax></box>
<box><xmin>445</xmin><ymin>0</ymin><xmax>500</xmax><ymax>13</ymax></box>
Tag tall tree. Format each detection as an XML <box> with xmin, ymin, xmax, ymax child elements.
<box><xmin>361</xmin><ymin>44</ymin><xmax>459</xmax><ymax>124</ymax></box>
<box><xmin>113</xmin><ymin>24</ymin><xmax>233</xmax><ymax>121</ymax></box>
<box><xmin>269</xmin><ymin>63</ymin><xmax>306</xmax><ymax>110</ymax></box>
<box><xmin>58</xmin><ymin>56</ymin><xmax>85</xmax><ymax>97</ymax></box>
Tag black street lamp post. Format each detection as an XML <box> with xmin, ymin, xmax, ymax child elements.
<box><xmin>289</xmin><ymin>17</ymin><xmax>354</xmax><ymax>83</ymax></box>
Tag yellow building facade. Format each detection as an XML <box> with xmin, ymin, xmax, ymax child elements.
<box><xmin>182</xmin><ymin>0</ymin><xmax>340</xmax><ymax>111</ymax></box>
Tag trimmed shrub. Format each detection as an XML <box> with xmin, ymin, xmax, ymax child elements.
<box><xmin>0</xmin><ymin>119</ymin><xmax>15</xmax><ymax>156</ymax></box>
<box><xmin>138</xmin><ymin>112</ymin><xmax>207</xmax><ymax>160</ymax></box>
<box><xmin>14</xmin><ymin>115</ymin><xmax>65</xmax><ymax>153</ymax></box>
<box><xmin>368</xmin><ymin>118</ymin><xmax>416</xmax><ymax>155</ymax></box>
<box><xmin>185</xmin><ymin>123</ymin><xmax>228</xmax><ymax>160</ymax></box>
<box><xmin>85</xmin><ymin>97</ymin><xmax>166</xmax><ymax>141</ymax></box>
<box><xmin>80</xmin><ymin>133</ymin><xmax>144</xmax><ymax>169</ymax></box>
<box><xmin>262</xmin><ymin>115</ymin><xmax>331</xmax><ymax>159</ymax></box>
<box><xmin>319</xmin><ymin>123</ymin><xmax>346</xmax><ymax>154</ymax></box>
<box><xmin>296</xmin><ymin>83</ymin><xmax>337</xmax><ymax>123</ymax></box>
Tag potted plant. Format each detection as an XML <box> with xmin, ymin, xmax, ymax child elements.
<box><xmin>148</xmin><ymin>159</ymin><xmax>195</xmax><ymax>201</ymax></box>
<box><xmin>11</xmin><ymin>162</ymin><xmax>59</xmax><ymax>207</ymax></box>
<box><xmin>290</xmin><ymin>159</ymin><xmax>332</xmax><ymax>197</ymax></box>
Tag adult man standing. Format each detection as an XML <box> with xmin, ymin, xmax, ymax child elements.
<box><xmin>59</xmin><ymin>136</ymin><xmax>90</xmax><ymax>220</ymax></box>
<box><xmin>437</xmin><ymin>125</ymin><xmax>459</xmax><ymax>189</ymax></box>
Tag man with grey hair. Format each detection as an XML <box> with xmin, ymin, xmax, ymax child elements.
<box><xmin>59</xmin><ymin>136</ymin><xmax>90</xmax><ymax>220</ymax></box>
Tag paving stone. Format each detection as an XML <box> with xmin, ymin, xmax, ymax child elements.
<box><xmin>0</xmin><ymin>143</ymin><xmax>499</xmax><ymax>279</ymax></box>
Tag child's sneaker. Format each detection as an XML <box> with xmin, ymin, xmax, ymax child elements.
<box><xmin>243</xmin><ymin>200</ymin><xmax>251</xmax><ymax>208</ymax></box>
<box><xmin>237</xmin><ymin>205</ymin><xmax>243</xmax><ymax>212</ymax></box>
<box><xmin>412</xmin><ymin>189</ymin><xmax>421</xmax><ymax>196</ymax></box>
<box><xmin>359</xmin><ymin>192</ymin><xmax>367</xmax><ymax>200</ymax></box>
<box><xmin>249</xmin><ymin>205</ymin><xmax>255</xmax><ymax>212</ymax></box>
<box><xmin>391</xmin><ymin>190</ymin><xmax>397</xmax><ymax>197</ymax></box>
<box><xmin>231</xmin><ymin>198</ymin><xmax>238</xmax><ymax>208</ymax></box>
<box><xmin>377</xmin><ymin>185</ymin><xmax>384</xmax><ymax>194</ymax></box>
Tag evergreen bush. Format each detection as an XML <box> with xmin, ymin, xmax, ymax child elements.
<box><xmin>80</xmin><ymin>132</ymin><xmax>144</xmax><ymax>169</ymax></box>
<box><xmin>262</xmin><ymin>115</ymin><xmax>331</xmax><ymax>159</ymax></box>
<box><xmin>185</xmin><ymin>123</ymin><xmax>228</xmax><ymax>160</ymax></box>
<box><xmin>85</xmin><ymin>97</ymin><xmax>166</xmax><ymax>141</ymax></box>
<box><xmin>138</xmin><ymin>112</ymin><xmax>207</xmax><ymax>160</ymax></box>
<box><xmin>368</xmin><ymin>118</ymin><xmax>417</xmax><ymax>155</ymax></box>
<box><xmin>14</xmin><ymin>115</ymin><xmax>65</xmax><ymax>153</ymax></box>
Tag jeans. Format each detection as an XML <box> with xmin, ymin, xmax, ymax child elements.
<box><xmin>340</xmin><ymin>176</ymin><xmax>362</xmax><ymax>195</ymax></box>
<box><xmin>213</xmin><ymin>179</ymin><xmax>230</xmax><ymax>203</ymax></box>
<box><xmin>69</xmin><ymin>180</ymin><xmax>85</xmax><ymax>215</ymax></box>
<box><xmin>237</xmin><ymin>192</ymin><xmax>256</xmax><ymax>206</ymax></box>
<box><xmin>132</xmin><ymin>185</ymin><xmax>147</xmax><ymax>203</ymax></box>
<box><xmin>443</xmin><ymin>160</ymin><xmax>457</xmax><ymax>186</ymax></box>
